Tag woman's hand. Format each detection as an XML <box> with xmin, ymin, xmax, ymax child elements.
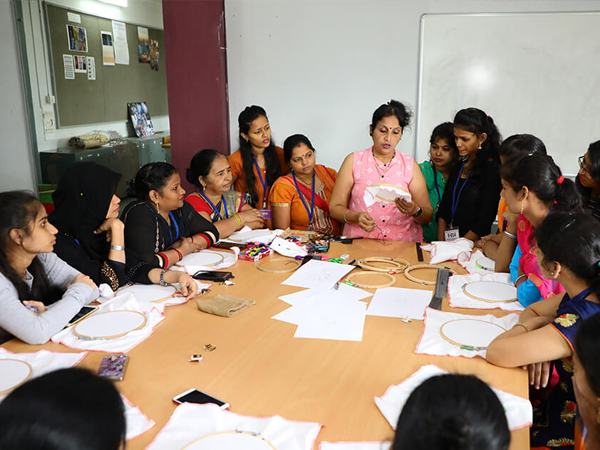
<box><xmin>94</xmin><ymin>218</ymin><xmax>124</xmax><ymax>242</ymax></box>
<box><xmin>173</xmin><ymin>272</ymin><xmax>198</xmax><ymax>299</ymax></box>
<box><xmin>395</xmin><ymin>198</ymin><xmax>419</xmax><ymax>216</ymax></box>
<box><xmin>238</xmin><ymin>209</ymin><xmax>265</xmax><ymax>229</ymax></box>
<box><xmin>69</xmin><ymin>274</ymin><xmax>97</xmax><ymax>290</ymax></box>
<box><xmin>357</xmin><ymin>212</ymin><xmax>376</xmax><ymax>232</ymax></box>
<box><xmin>23</xmin><ymin>300</ymin><xmax>46</xmax><ymax>314</ymax></box>
<box><xmin>522</xmin><ymin>361</ymin><xmax>551</xmax><ymax>389</ymax></box>
<box><xmin>170</xmin><ymin>237</ymin><xmax>201</xmax><ymax>256</ymax></box>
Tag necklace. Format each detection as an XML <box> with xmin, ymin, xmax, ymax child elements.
<box><xmin>372</xmin><ymin>151</ymin><xmax>394</xmax><ymax>180</ymax></box>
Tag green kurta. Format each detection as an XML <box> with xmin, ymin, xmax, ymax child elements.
<box><xmin>419</xmin><ymin>161</ymin><xmax>448</xmax><ymax>243</ymax></box>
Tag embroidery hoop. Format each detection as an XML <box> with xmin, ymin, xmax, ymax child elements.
<box><xmin>181</xmin><ymin>430</ymin><xmax>276</xmax><ymax>450</ymax></box>
<box><xmin>257</xmin><ymin>258</ymin><xmax>301</xmax><ymax>274</ymax></box>
<box><xmin>73</xmin><ymin>310</ymin><xmax>147</xmax><ymax>340</ymax></box>
<box><xmin>357</xmin><ymin>257</ymin><xmax>409</xmax><ymax>274</ymax></box>
<box><xmin>440</xmin><ymin>318</ymin><xmax>506</xmax><ymax>351</ymax></box>
<box><xmin>0</xmin><ymin>359</ymin><xmax>33</xmax><ymax>396</ymax></box>
<box><xmin>475</xmin><ymin>257</ymin><xmax>495</xmax><ymax>272</ymax></box>
<box><xmin>345</xmin><ymin>270</ymin><xmax>396</xmax><ymax>289</ymax></box>
<box><xmin>177</xmin><ymin>252</ymin><xmax>225</xmax><ymax>268</ymax></box>
<box><xmin>404</xmin><ymin>264</ymin><xmax>452</xmax><ymax>286</ymax></box>
<box><xmin>462</xmin><ymin>281</ymin><xmax>518</xmax><ymax>303</ymax></box>
<box><xmin>114</xmin><ymin>284</ymin><xmax>176</xmax><ymax>303</ymax></box>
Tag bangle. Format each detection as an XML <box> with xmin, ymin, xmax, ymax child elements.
<box><xmin>513</xmin><ymin>322</ymin><xmax>529</xmax><ymax>332</ymax></box>
<box><xmin>110</xmin><ymin>244</ymin><xmax>125</xmax><ymax>251</ymax></box>
<box><xmin>515</xmin><ymin>274</ymin><xmax>527</xmax><ymax>285</ymax></box>
<box><xmin>159</xmin><ymin>269</ymin><xmax>170</xmax><ymax>286</ymax></box>
<box><xmin>173</xmin><ymin>248</ymin><xmax>183</xmax><ymax>261</ymax></box>
<box><xmin>157</xmin><ymin>252</ymin><xmax>169</xmax><ymax>269</ymax></box>
<box><xmin>343</xmin><ymin>210</ymin><xmax>351</xmax><ymax>224</ymax></box>
<box><xmin>233</xmin><ymin>213</ymin><xmax>242</xmax><ymax>227</ymax></box>
<box><xmin>504</xmin><ymin>231</ymin><xmax>517</xmax><ymax>240</ymax></box>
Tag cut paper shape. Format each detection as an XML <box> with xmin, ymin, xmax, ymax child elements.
<box><xmin>115</xmin><ymin>284</ymin><xmax>176</xmax><ymax>303</ymax></box>
<box><xmin>0</xmin><ymin>359</ymin><xmax>32</xmax><ymax>396</ymax></box>
<box><xmin>463</xmin><ymin>280</ymin><xmax>517</xmax><ymax>303</ymax></box>
<box><xmin>183</xmin><ymin>431</ymin><xmax>276</xmax><ymax>449</ymax></box>
<box><xmin>440</xmin><ymin>319</ymin><xmax>506</xmax><ymax>350</ymax></box>
<box><xmin>74</xmin><ymin>310</ymin><xmax>147</xmax><ymax>340</ymax></box>
<box><xmin>364</xmin><ymin>184</ymin><xmax>411</xmax><ymax>207</ymax></box>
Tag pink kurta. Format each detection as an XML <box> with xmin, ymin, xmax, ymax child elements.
<box><xmin>344</xmin><ymin>147</ymin><xmax>424</xmax><ymax>242</ymax></box>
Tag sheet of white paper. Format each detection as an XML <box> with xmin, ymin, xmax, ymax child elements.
<box><xmin>67</xmin><ymin>12</ymin><xmax>81</xmax><ymax>23</ymax></box>
<box><xmin>282</xmin><ymin>260</ymin><xmax>355</xmax><ymax>290</ymax></box>
<box><xmin>87</xmin><ymin>56</ymin><xmax>96</xmax><ymax>80</ymax></box>
<box><xmin>112</xmin><ymin>21</ymin><xmax>130</xmax><ymax>65</ymax></box>
<box><xmin>366</xmin><ymin>287</ymin><xmax>432</xmax><ymax>320</ymax></box>
<box><xmin>63</xmin><ymin>54</ymin><xmax>74</xmax><ymax>79</ymax></box>
<box><xmin>294</xmin><ymin>300</ymin><xmax>366</xmax><ymax>341</ymax></box>
<box><xmin>278</xmin><ymin>284</ymin><xmax>371</xmax><ymax>306</ymax></box>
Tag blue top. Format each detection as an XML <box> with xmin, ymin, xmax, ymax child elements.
<box><xmin>509</xmin><ymin>246</ymin><xmax>543</xmax><ymax>307</ymax></box>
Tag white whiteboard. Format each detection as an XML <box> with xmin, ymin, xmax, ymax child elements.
<box><xmin>416</xmin><ymin>12</ymin><xmax>600</xmax><ymax>175</ymax></box>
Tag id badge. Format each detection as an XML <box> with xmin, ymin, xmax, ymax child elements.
<box><xmin>444</xmin><ymin>227</ymin><xmax>460</xmax><ymax>242</ymax></box>
<box><xmin>259</xmin><ymin>209</ymin><xmax>272</xmax><ymax>220</ymax></box>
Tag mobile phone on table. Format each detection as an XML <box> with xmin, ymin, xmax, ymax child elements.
<box><xmin>192</xmin><ymin>271</ymin><xmax>234</xmax><ymax>282</ymax></box>
<box><xmin>65</xmin><ymin>305</ymin><xmax>98</xmax><ymax>327</ymax></box>
<box><xmin>97</xmin><ymin>354</ymin><xmax>129</xmax><ymax>381</ymax></box>
<box><xmin>172</xmin><ymin>388</ymin><xmax>230</xmax><ymax>409</ymax></box>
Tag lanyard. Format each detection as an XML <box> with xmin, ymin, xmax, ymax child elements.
<box><xmin>253</xmin><ymin>157</ymin><xmax>268</xmax><ymax>208</ymax></box>
<box><xmin>569</xmin><ymin>287</ymin><xmax>592</xmax><ymax>303</ymax></box>
<box><xmin>168</xmin><ymin>211</ymin><xmax>180</xmax><ymax>242</ymax></box>
<box><xmin>451</xmin><ymin>163</ymin><xmax>469</xmax><ymax>224</ymax></box>
<box><xmin>199</xmin><ymin>192</ymin><xmax>228</xmax><ymax>220</ymax></box>
<box><xmin>293</xmin><ymin>171</ymin><xmax>315</xmax><ymax>230</ymax></box>
<box><xmin>432</xmin><ymin>167</ymin><xmax>442</xmax><ymax>205</ymax></box>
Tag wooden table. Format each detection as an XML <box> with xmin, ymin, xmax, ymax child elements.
<box><xmin>2</xmin><ymin>240</ymin><xmax>528</xmax><ymax>449</ymax></box>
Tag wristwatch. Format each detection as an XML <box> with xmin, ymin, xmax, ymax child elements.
<box><xmin>412</xmin><ymin>206</ymin><xmax>423</xmax><ymax>218</ymax></box>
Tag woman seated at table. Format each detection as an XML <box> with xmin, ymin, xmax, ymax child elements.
<box><xmin>270</xmin><ymin>134</ymin><xmax>341</xmax><ymax>234</ymax></box>
<box><xmin>419</xmin><ymin>122</ymin><xmax>459</xmax><ymax>243</ymax></box>
<box><xmin>393</xmin><ymin>374</ymin><xmax>510</xmax><ymax>450</ymax></box>
<box><xmin>437</xmin><ymin>107</ymin><xmax>502</xmax><ymax>242</ymax></box>
<box><xmin>123</xmin><ymin>162</ymin><xmax>219</xmax><ymax>276</ymax></box>
<box><xmin>498</xmin><ymin>153</ymin><xmax>580</xmax><ymax>306</ymax></box>
<box><xmin>228</xmin><ymin>105</ymin><xmax>286</xmax><ymax>210</ymax></box>
<box><xmin>0</xmin><ymin>368</ymin><xmax>125</xmax><ymax>450</ymax></box>
<box><xmin>577</xmin><ymin>140</ymin><xmax>600</xmax><ymax>221</ymax></box>
<box><xmin>185</xmin><ymin>149</ymin><xmax>265</xmax><ymax>238</ymax></box>
<box><xmin>487</xmin><ymin>212</ymin><xmax>600</xmax><ymax>449</ymax></box>
<box><xmin>329</xmin><ymin>100</ymin><xmax>433</xmax><ymax>242</ymax></box>
<box><xmin>0</xmin><ymin>191</ymin><xmax>97</xmax><ymax>345</ymax></box>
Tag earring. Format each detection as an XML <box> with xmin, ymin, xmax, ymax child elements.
<box><xmin>478</xmin><ymin>144</ymin><xmax>482</xmax><ymax>150</ymax></box>
<box><xmin>154</xmin><ymin>200</ymin><xmax>159</xmax><ymax>210</ymax></box>
<box><xmin>550</xmin><ymin>271</ymin><xmax>555</xmax><ymax>276</ymax></box>
<box><xmin>520</xmin><ymin>201</ymin><xmax>524</xmax><ymax>215</ymax></box>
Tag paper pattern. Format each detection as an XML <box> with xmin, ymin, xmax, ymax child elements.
<box><xmin>282</xmin><ymin>260</ymin><xmax>355</xmax><ymax>291</ymax></box>
<box><xmin>366</xmin><ymin>287</ymin><xmax>432</xmax><ymax>320</ymax></box>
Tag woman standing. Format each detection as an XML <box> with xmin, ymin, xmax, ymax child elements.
<box><xmin>577</xmin><ymin>140</ymin><xmax>600</xmax><ymax>221</ymax></box>
<box><xmin>270</xmin><ymin>134</ymin><xmax>341</xmax><ymax>234</ymax></box>
<box><xmin>228</xmin><ymin>105</ymin><xmax>286</xmax><ymax>213</ymax></box>
<box><xmin>437</xmin><ymin>107</ymin><xmax>502</xmax><ymax>241</ymax></box>
<box><xmin>329</xmin><ymin>100</ymin><xmax>433</xmax><ymax>242</ymax></box>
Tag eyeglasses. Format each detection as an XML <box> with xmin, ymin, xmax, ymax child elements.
<box><xmin>579</xmin><ymin>155</ymin><xmax>591</xmax><ymax>176</ymax></box>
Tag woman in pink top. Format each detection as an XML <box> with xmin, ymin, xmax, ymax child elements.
<box><xmin>330</xmin><ymin>100</ymin><xmax>433</xmax><ymax>242</ymax></box>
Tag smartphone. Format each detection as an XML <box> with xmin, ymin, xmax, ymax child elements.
<box><xmin>65</xmin><ymin>305</ymin><xmax>98</xmax><ymax>327</ymax></box>
<box><xmin>97</xmin><ymin>354</ymin><xmax>129</xmax><ymax>381</ymax></box>
<box><xmin>172</xmin><ymin>388</ymin><xmax>230</xmax><ymax>409</ymax></box>
<box><xmin>192</xmin><ymin>271</ymin><xmax>234</xmax><ymax>282</ymax></box>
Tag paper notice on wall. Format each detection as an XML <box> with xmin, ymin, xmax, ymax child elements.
<box><xmin>63</xmin><ymin>54</ymin><xmax>74</xmax><ymax>79</ymax></box>
<box><xmin>67</xmin><ymin>12</ymin><xmax>81</xmax><ymax>24</ymax></box>
<box><xmin>74</xmin><ymin>55</ymin><xmax>87</xmax><ymax>73</ymax></box>
<box><xmin>87</xmin><ymin>56</ymin><xmax>96</xmax><ymax>80</ymax></box>
<box><xmin>101</xmin><ymin>31</ymin><xmax>115</xmax><ymax>66</ymax></box>
<box><xmin>112</xmin><ymin>21</ymin><xmax>130</xmax><ymax>65</ymax></box>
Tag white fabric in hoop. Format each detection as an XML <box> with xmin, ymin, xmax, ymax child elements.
<box><xmin>456</xmin><ymin>249</ymin><xmax>496</xmax><ymax>275</ymax></box>
<box><xmin>177</xmin><ymin>249</ymin><xmax>239</xmax><ymax>274</ymax></box>
<box><xmin>374</xmin><ymin>364</ymin><xmax>532</xmax><ymax>432</ymax></box>
<box><xmin>145</xmin><ymin>403</ymin><xmax>321</xmax><ymax>450</ymax></box>
<box><xmin>448</xmin><ymin>273</ymin><xmax>524</xmax><ymax>311</ymax></box>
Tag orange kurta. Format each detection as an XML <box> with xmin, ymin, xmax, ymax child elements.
<box><xmin>270</xmin><ymin>164</ymin><xmax>341</xmax><ymax>235</ymax></box>
<box><xmin>228</xmin><ymin>146</ymin><xmax>286</xmax><ymax>208</ymax></box>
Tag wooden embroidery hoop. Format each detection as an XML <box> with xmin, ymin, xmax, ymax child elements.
<box><xmin>440</xmin><ymin>318</ymin><xmax>506</xmax><ymax>351</ymax></box>
<box><xmin>357</xmin><ymin>257</ymin><xmax>410</xmax><ymax>274</ymax></box>
<box><xmin>404</xmin><ymin>264</ymin><xmax>452</xmax><ymax>286</ymax></box>
<box><xmin>462</xmin><ymin>281</ymin><xmax>518</xmax><ymax>303</ymax></box>
<box><xmin>73</xmin><ymin>310</ymin><xmax>147</xmax><ymax>340</ymax></box>
<box><xmin>0</xmin><ymin>359</ymin><xmax>33</xmax><ymax>396</ymax></box>
<box><xmin>176</xmin><ymin>252</ymin><xmax>225</xmax><ymax>268</ymax></box>
<box><xmin>181</xmin><ymin>430</ymin><xmax>277</xmax><ymax>450</ymax></box>
<box><xmin>345</xmin><ymin>270</ymin><xmax>396</xmax><ymax>289</ymax></box>
<box><xmin>475</xmin><ymin>257</ymin><xmax>495</xmax><ymax>271</ymax></box>
<box><xmin>257</xmin><ymin>258</ymin><xmax>301</xmax><ymax>274</ymax></box>
<box><xmin>114</xmin><ymin>284</ymin><xmax>176</xmax><ymax>303</ymax></box>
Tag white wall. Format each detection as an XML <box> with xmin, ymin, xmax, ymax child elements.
<box><xmin>225</xmin><ymin>0</ymin><xmax>600</xmax><ymax>173</ymax></box>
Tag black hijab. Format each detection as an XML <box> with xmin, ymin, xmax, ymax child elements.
<box><xmin>49</xmin><ymin>162</ymin><xmax>121</xmax><ymax>261</ymax></box>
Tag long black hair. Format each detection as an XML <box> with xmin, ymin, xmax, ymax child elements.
<box><xmin>575</xmin><ymin>312</ymin><xmax>600</xmax><ymax>400</ymax></box>
<box><xmin>0</xmin><ymin>191</ymin><xmax>62</xmax><ymax>304</ymax></box>
<box><xmin>393</xmin><ymin>374</ymin><xmax>510</xmax><ymax>450</ymax></box>
<box><xmin>238</xmin><ymin>105</ymin><xmax>281</xmax><ymax>206</ymax></box>
<box><xmin>186</xmin><ymin>149</ymin><xmax>224</xmax><ymax>190</ymax></box>
<box><xmin>535</xmin><ymin>212</ymin><xmax>600</xmax><ymax>300</ymax></box>
<box><xmin>576</xmin><ymin>140</ymin><xmax>600</xmax><ymax>202</ymax></box>
<box><xmin>0</xmin><ymin>368</ymin><xmax>125</xmax><ymax>450</ymax></box>
<box><xmin>453</xmin><ymin>107</ymin><xmax>502</xmax><ymax>181</ymax></box>
<box><xmin>501</xmin><ymin>153</ymin><xmax>582</xmax><ymax>212</ymax></box>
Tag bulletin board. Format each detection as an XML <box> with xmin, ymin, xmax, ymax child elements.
<box><xmin>45</xmin><ymin>3</ymin><xmax>168</xmax><ymax>127</ymax></box>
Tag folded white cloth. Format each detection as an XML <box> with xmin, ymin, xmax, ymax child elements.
<box><xmin>448</xmin><ymin>272</ymin><xmax>524</xmax><ymax>311</ymax></box>
<box><xmin>415</xmin><ymin>308</ymin><xmax>519</xmax><ymax>358</ymax></box>
<box><xmin>364</xmin><ymin>184</ymin><xmax>411</xmax><ymax>207</ymax></box>
<box><xmin>146</xmin><ymin>403</ymin><xmax>322</xmax><ymax>450</ymax></box>
<box><xmin>421</xmin><ymin>238</ymin><xmax>474</xmax><ymax>264</ymax></box>
<box><xmin>457</xmin><ymin>249</ymin><xmax>496</xmax><ymax>275</ymax></box>
<box><xmin>320</xmin><ymin>443</ymin><xmax>392</xmax><ymax>450</ymax></box>
<box><xmin>51</xmin><ymin>293</ymin><xmax>164</xmax><ymax>353</ymax></box>
<box><xmin>374</xmin><ymin>364</ymin><xmax>532</xmax><ymax>431</ymax></box>
<box><xmin>122</xmin><ymin>394</ymin><xmax>155</xmax><ymax>440</ymax></box>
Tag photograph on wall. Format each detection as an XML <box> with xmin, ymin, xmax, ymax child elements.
<box><xmin>137</xmin><ymin>26</ymin><xmax>150</xmax><ymax>63</ymax></box>
<box><xmin>149</xmin><ymin>40</ymin><xmax>159</xmax><ymax>71</ymax></box>
<box><xmin>128</xmin><ymin>102</ymin><xmax>154</xmax><ymax>137</ymax></box>
<box><xmin>101</xmin><ymin>31</ymin><xmax>115</xmax><ymax>66</ymax></box>
<box><xmin>74</xmin><ymin>55</ymin><xmax>87</xmax><ymax>73</ymax></box>
<box><xmin>66</xmin><ymin>24</ymin><xmax>88</xmax><ymax>52</ymax></box>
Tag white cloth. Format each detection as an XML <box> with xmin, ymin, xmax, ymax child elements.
<box><xmin>415</xmin><ymin>308</ymin><xmax>519</xmax><ymax>358</ymax></box>
<box><xmin>448</xmin><ymin>272</ymin><xmax>524</xmax><ymax>311</ymax></box>
<box><xmin>122</xmin><ymin>394</ymin><xmax>155</xmax><ymax>440</ymax></box>
<box><xmin>374</xmin><ymin>364</ymin><xmax>532</xmax><ymax>431</ymax></box>
<box><xmin>320</xmin><ymin>443</ymin><xmax>391</xmax><ymax>450</ymax></box>
<box><xmin>177</xmin><ymin>249</ymin><xmax>239</xmax><ymax>274</ymax></box>
<box><xmin>421</xmin><ymin>238</ymin><xmax>474</xmax><ymax>264</ymax></box>
<box><xmin>0</xmin><ymin>348</ymin><xmax>86</xmax><ymax>400</ymax></box>
<box><xmin>457</xmin><ymin>249</ymin><xmax>496</xmax><ymax>275</ymax></box>
<box><xmin>145</xmin><ymin>403</ymin><xmax>322</xmax><ymax>450</ymax></box>
<box><xmin>51</xmin><ymin>293</ymin><xmax>164</xmax><ymax>353</ymax></box>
